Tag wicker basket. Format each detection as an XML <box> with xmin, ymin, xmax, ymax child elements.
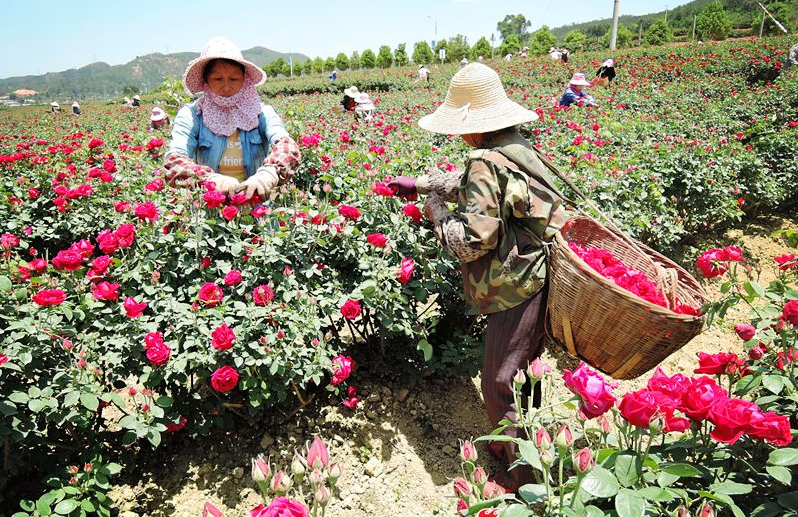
<box><xmin>547</xmin><ymin>216</ymin><xmax>707</xmax><ymax>379</ymax></box>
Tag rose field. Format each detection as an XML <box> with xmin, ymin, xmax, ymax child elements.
<box><xmin>1</xmin><ymin>36</ymin><xmax>798</xmax><ymax>517</ymax></box>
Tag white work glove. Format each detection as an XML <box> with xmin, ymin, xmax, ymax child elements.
<box><xmin>236</xmin><ymin>166</ymin><xmax>280</xmax><ymax>199</ymax></box>
<box><xmin>205</xmin><ymin>173</ymin><xmax>240</xmax><ymax>194</ymax></box>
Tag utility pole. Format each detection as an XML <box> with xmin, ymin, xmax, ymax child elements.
<box><xmin>609</xmin><ymin>0</ymin><xmax>621</xmax><ymax>51</ymax></box>
<box><xmin>692</xmin><ymin>14</ymin><xmax>697</xmax><ymax>40</ymax></box>
<box><xmin>759</xmin><ymin>12</ymin><xmax>766</xmax><ymax>37</ymax></box>
<box><xmin>664</xmin><ymin>5</ymin><xmax>668</xmax><ymax>23</ymax></box>
<box><xmin>639</xmin><ymin>23</ymin><xmax>643</xmax><ymax>45</ymax></box>
<box><xmin>490</xmin><ymin>33</ymin><xmax>495</xmax><ymax>59</ymax></box>
<box><xmin>758</xmin><ymin>2</ymin><xmax>789</xmax><ymax>34</ymax></box>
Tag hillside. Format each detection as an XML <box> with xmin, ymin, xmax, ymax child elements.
<box><xmin>0</xmin><ymin>47</ymin><xmax>309</xmax><ymax>100</ymax></box>
<box><xmin>550</xmin><ymin>0</ymin><xmax>797</xmax><ymax>38</ymax></box>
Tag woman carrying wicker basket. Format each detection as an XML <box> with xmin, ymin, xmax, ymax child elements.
<box><xmin>389</xmin><ymin>63</ymin><xmax>566</xmax><ymax>491</ymax></box>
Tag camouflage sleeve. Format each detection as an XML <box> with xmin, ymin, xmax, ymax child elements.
<box><xmin>424</xmin><ymin>160</ymin><xmax>501</xmax><ymax>263</ymax></box>
<box><xmin>416</xmin><ymin>170</ymin><xmax>463</xmax><ymax>202</ymax></box>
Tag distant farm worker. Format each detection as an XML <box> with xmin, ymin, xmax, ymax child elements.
<box><xmin>149</xmin><ymin>107</ymin><xmax>171</xmax><ymax>130</ymax></box>
<box><xmin>71</xmin><ymin>101</ymin><xmax>81</xmax><ymax>115</ymax></box>
<box><xmin>341</xmin><ymin>85</ymin><xmax>359</xmax><ymax>112</ymax></box>
<box><xmin>504</xmin><ymin>53</ymin><xmax>513</xmax><ymax>62</ymax></box>
<box><xmin>132</xmin><ymin>95</ymin><xmax>142</xmax><ymax>107</ymax></box>
<box><xmin>460</xmin><ymin>57</ymin><xmax>469</xmax><ymax>69</ymax></box>
<box><xmin>328</xmin><ymin>70</ymin><xmax>338</xmax><ymax>81</ymax></box>
<box><xmin>123</xmin><ymin>96</ymin><xmax>131</xmax><ymax>106</ymax></box>
<box><xmin>164</xmin><ymin>37</ymin><xmax>301</xmax><ymax>198</ymax></box>
<box><xmin>388</xmin><ymin>63</ymin><xmax>565</xmax><ymax>492</ymax></box>
<box><xmin>417</xmin><ymin>64</ymin><xmax>431</xmax><ymax>82</ymax></box>
<box><xmin>558</xmin><ymin>72</ymin><xmax>597</xmax><ymax>108</ymax></box>
<box><xmin>50</xmin><ymin>101</ymin><xmax>60</xmax><ymax>113</ymax></box>
<box><xmin>596</xmin><ymin>58</ymin><xmax>616</xmax><ymax>83</ymax></box>
<box><xmin>787</xmin><ymin>42</ymin><xmax>798</xmax><ymax>69</ymax></box>
<box><xmin>353</xmin><ymin>92</ymin><xmax>375</xmax><ymax>121</ymax></box>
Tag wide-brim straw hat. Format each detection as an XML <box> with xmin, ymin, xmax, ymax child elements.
<box><xmin>50</xmin><ymin>102</ymin><xmax>59</xmax><ymax>107</ymax></box>
<box><xmin>183</xmin><ymin>36</ymin><xmax>266</xmax><ymax>95</ymax></box>
<box><xmin>133</xmin><ymin>95</ymin><xmax>141</xmax><ymax>101</ymax></box>
<box><xmin>418</xmin><ymin>63</ymin><xmax>538</xmax><ymax>135</ymax></box>
<box><xmin>569</xmin><ymin>72</ymin><xmax>592</xmax><ymax>86</ymax></box>
<box><xmin>343</xmin><ymin>85</ymin><xmax>359</xmax><ymax>97</ymax></box>
<box><xmin>354</xmin><ymin>93</ymin><xmax>372</xmax><ymax>105</ymax></box>
<box><xmin>150</xmin><ymin>107</ymin><xmax>167</xmax><ymax>121</ymax></box>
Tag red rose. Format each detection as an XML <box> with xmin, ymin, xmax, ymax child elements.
<box><xmin>563</xmin><ymin>362</ymin><xmax>617</xmax><ymax>419</ymax></box>
<box><xmin>114</xmin><ymin>202</ymin><xmax>130</xmax><ymax>213</ymax></box>
<box><xmin>340</xmin><ymin>299</ymin><xmax>361</xmax><ymax>320</ymax></box>
<box><xmin>0</xmin><ymin>354</ymin><xmax>7</xmax><ymax>367</ymax></box>
<box><xmin>146</xmin><ymin>341</ymin><xmax>171</xmax><ymax>367</ymax></box>
<box><xmin>371</xmin><ymin>182</ymin><xmax>394</xmax><ymax>197</ymax></box>
<box><xmin>144</xmin><ymin>331</ymin><xmax>164</xmax><ymax>349</ymax></box>
<box><xmin>782</xmin><ymin>300</ymin><xmax>798</xmax><ymax>325</ymax></box>
<box><xmin>694</xmin><ymin>352</ymin><xmax>741</xmax><ymax>375</ymax></box>
<box><xmin>708</xmin><ymin>397</ymin><xmax>763</xmax><ymax>444</ymax></box>
<box><xmin>619</xmin><ymin>388</ymin><xmax>660</xmax><ymax>429</ymax></box>
<box><xmin>32</xmin><ymin>289</ymin><xmax>67</xmax><ymax>306</ymax></box>
<box><xmin>748</xmin><ymin>411</ymin><xmax>793</xmax><ymax>446</ymax></box>
<box><xmin>401</xmin><ymin>203</ymin><xmax>423</xmax><ymax>224</ymax></box>
<box><xmin>70</xmin><ymin>240</ymin><xmax>95</xmax><ymax>259</ymax></box>
<box><xmin>221</xmin><ymin>205</ymin><xmax>239</xmax><ymax>221</ymax></box>
<box><xmin>329</xmin><ymin>355</ymin><xmax>355</xmax><ymax>386</ymax></box>
<box><xmin>366</xmin><ymin>233</ymin><xmax>388</xmax><ymax>247</ymax></box>
<box><xmin>250</xmin><ymin>497</ymin><xmax>308</xmax><ymax>517</ymax></box>
<box><xmin>211</xmin><ymin>323</ymin><xmax>236</xmax><ymax>350</ymax></box>
<box><xmin>198</xmin><ymin>283</ymin><xmax>223</xmax><ymax>307</ymax></box>
<box><xmin>52</xmin><ymin>249</ymin><xmax>84</xmax><ymax>271</ymax></box>
<box><xmin>1</xmin><ymin>233</ymin><xmax>19</xmax><ymax>249</ymax></box>
<box><xmin>96</xmin><ymin>231</ymin><xmax>120</xmax><ymax>254</ymax></box>
<box><xmin>695</xmin><ymin>248</ymin><xmax>729</xmax><ymax>279</ymax></box>
<box><xmin>774</xmin><ymin>254</ymin><xmax>797</xmax><ymax>271</ymax></box>
<box><xmin>203</xmin><ymin>189</ymin><xmax>226</xmax><ymax>209</ymax></box>
<box><xmin>252</xmin><ymin>206</ymin><xmax>268</xmax><ymax>217</ymax></box>
<box><xmin>123</xmin><ymin>296</ymin><xmax>148</xmax><ymax>318</ymax></box>
<box><xmin>115</xmin><ymin>223</ymin><xmax>136</xmax><ymax>248</ymax></box>
<box><xmin>165</xmin><ymin>415</ymin><xmax>188</xmax><ymax>433</ymax></box>
<box><xmin>224</xmin><ymin>270</ymin><xmax>243</xmax><ymax>286</ymax></box>
<box><xmin>396</xmin><ymin>257</ymin><xmax>415</xmax><ymax>284</ymax></box>
<box><xmin>92</xmin><ymin>281</ymin><xmax>120</xmax><ymax>301</ymax></box>
<box><xmin>733</xmin><ymin>323</ymin><xmax>756</xmax><ymax>341</ymax></box>
<box><xmin>678</xmin><ymin>376</ymin><xmax>728</xmax><ymax>422</ymax></box>
<box><xmin>134</xmin><ymin>202</ymin><xmax>159</xmax><ymax>222</ymax></box>
<box><xmin>337</xmin><ymin>204</ymin><xmax>361</xmax><ymax>221</ymax></box>
<box><xmin>29</xmin><ymin>258</ymin><xmax>48</xmax><ymax>273</ymax></box>
<box><xmin>210</xmin><ymin>366</ymin><xmax>239</xmax><ymax>393</ymax></box>
<box><xmin>646</xmin><ymin>367</ymin><xmax>689</xmax><ymax>406</ymax></box>
<box><xmin>90</xmin><ymin>255</ymin><xmax>112</xmax><ymax>275</ymax></box>
<box><xmin>102</xmin><ymin>159</ymin><xmax>117</xmax><ymax>173</ymax></box>
<box><xmin>253</xmin><ymin>285</ymin><xmax>274</xmax><ymax>306</ymax></box>
<box><xmin>88</xmin><ymin>138</ymin><xmax>104</xmax><ymax>149</ymax></box>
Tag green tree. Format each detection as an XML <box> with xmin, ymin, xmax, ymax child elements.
<box><xmin>349</xmin><ymin>51</ymin><xmax>361</xmax><ymax>70</ymax></box>
<box><xmin>376</xmin><ymin>45</ymin><xmax>394</xmax><ymax>68</ymax></box>
<box><xmin>335</xmin><ymin>53</ymin><xmax>350</xmax><ymax>71</ymax></box>
<box><xmin>645</xmin><ymin>18</ymin><xmax>672</xmax><ymax>46</ymax></box>
<box><xmin>446</xmin><ymin>34</ymin><xmax>470</xmax><ymax>63</ymax></box>
<box><xmin>696</xmin><ymin>1</ymin><xmax>732</xmax><ymax>40</ymax></box>
<box><xmin>302</xmin><ymin>59</ymin><xmax>313</xmax><ymax>75</ymax></box>
<box><xmin>497</xmin><ymin>33</ymin><xmax>521</xmax><ymax>56</ymax></box>
<box><xmin>394</xmin><ymin>43</ymin><xmax>409</xmax><ymax>66</ymax></box>
<box><xmin>361</xmin><ymin>49</ymin><xmax>376</xmax><ymax>69</ymax></box>
<box><xmin>312</xmin><ymin>57</ymin><xmax>325</xmax><ymax>74</ymax></box>
<box><xmin>268</xmin><ymin>58</ymin><xmax>288</xmax><ymax>77</ymax></box>
<box><xmin>603</xmin><ymin>23</ymin><xmax>634</xmax><ymax>48</ymax></box>
<box><xmin>497</xmin><ymin>14</ymin><xmax>531</xmax><ymax>41</ymax></box>
<box><xmin>470</xmin><ymin>36</ymin><xmax>492</xmax><ymax>60</ymax></box>
<box><xmin>563</xmin><ymin>30</ymin><xmax>587</xmax><ymax>51</ymax></box>
<box><xmin>433</xmin><ymin>39</ymin><xmax>448</xmax><ymax>62</ymax></box>
<box><xmin>529</xmin><ymin>25</ymin><xmax>557</xmax><ymax>54</ymax></box>
<box><xmin>412</xmin><ymin>41</ymin><xmax>435</xmax><ymax>65</ymax></box>
<box><xmin>324</xmin><ymin>57</ymin><xmax>336</xmax><ymax>72</ymax></box>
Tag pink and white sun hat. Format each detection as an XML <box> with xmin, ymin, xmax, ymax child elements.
<box><xmin>569</xmin><ymin>73</ymin><xmax>592</xmax><ymax>86</ymax></box>
<box><xmin>150</xmin><ymin>107</ymin><xmax>167</xmax><ymax>122</ymax></box>
<box><xmin>418</xmin><ymin>63</ymin><xmax>538</xmax><ymax>135</ymax></box>
<box><xmin>182</xmin><ymin>37</ymin><xmax>265</xmax><ymax>95</ymax></box>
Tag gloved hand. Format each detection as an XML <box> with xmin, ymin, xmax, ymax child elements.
<box><xmin>205</xmin><ymin>173</ymin><xmax>240</xmax><ymax>194</ymax></box>
<box><xmin>235</xmin><ymin>166</ymin><xmax>280</xmax><ymax>199</ymax></box>
<box><xmin>388</xmin><ymin>176</ymin><xmax>417</xmax><ymax>196</ymax></box>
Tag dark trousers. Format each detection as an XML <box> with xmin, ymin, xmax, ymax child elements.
<box><xmin>482</xmin><ymin>288</ymin><xmax>548</xmax><ymax>488</ymax></box>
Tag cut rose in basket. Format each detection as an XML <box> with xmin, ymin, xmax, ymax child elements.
<box><xmin>568</xmin><ymin>242</ymin><xmax>700</xmax><ymax>315</ymax></box>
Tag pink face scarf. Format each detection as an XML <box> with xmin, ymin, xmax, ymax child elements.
<box><xmin>196</xmin><ymin>75</ymin><xmax>261</xmax><ymax>136</ymax></box>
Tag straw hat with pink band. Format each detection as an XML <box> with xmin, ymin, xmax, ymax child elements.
<box><xmin>569</xmin><ymin>72</ymin><xmax>592</xmax><ymax>86</ymax></box>
<box><xmin>418</xmin><ymin>63</ymin><xmax>538</xmax><ymax>135</ymax></box>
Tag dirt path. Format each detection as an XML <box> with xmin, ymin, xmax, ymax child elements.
<box><xmin>108</xmin><ymin>213</ymin><xmax>798</xmax><ymax>517</ymax></box>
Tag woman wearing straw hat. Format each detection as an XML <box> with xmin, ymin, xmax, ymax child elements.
<box><xmin>389</xmin><ymin>63</ymin><xmax>565</xmax><ymax>491</ymax></box>
<box><xmin>149</xmin><ymin>107</ymin><xmax>171</xmax><ymax>130</ymax></box>
<box><xmin>164</xmin><ymin>37</ymin><xmax>301</xmax><ymax>197</ymax></box>
<box><xmin>71</xmin><ymin>101</ymin><xmax>81</xmax><ymax>116</ymax></box>
<box><xmin>341</xmin><ymin>85</ymin><xmax>359</xmax><ymax>112</ymax></box>
<box><xmin>558</xmin><ymin>72</ymin><xmax>597</xmax><ymax>108</ymax></box>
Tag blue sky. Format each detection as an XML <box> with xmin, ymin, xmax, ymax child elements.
<box><xmin>1</xmin><ymin>0</ymin><xmax>679</xmax><ymax>78</ymax></box>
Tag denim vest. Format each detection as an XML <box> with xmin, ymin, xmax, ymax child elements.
<box><xmin>167</xmin><ymin>101</ymin><xmax>289</xmax><ymax>179</ymax></box>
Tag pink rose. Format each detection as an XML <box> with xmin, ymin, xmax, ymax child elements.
<box><xmin>340</xmin><ymin>299</ymin><xmax>361</xmax><ymax>320</ymax></box>
<box><xmin>396</xmin><ymin>257</ymin><xmax>415</xmax><ymax>284</ymax></box>
<box><xmin>134</xmin><ymin>202</ymin><xmax>159</xmax><ymax>221</ymax></box>
<box><xmin>306</xmin><ymin>436</ymin><xmax>330</xmax><ymax>470</ymax></box>
<box><xmin>748</xmin><ymin>411</ymin><xmax>793</xmax><ymax>446</ymax></box>
<box><xmin>366</xmin><ymin>233</ymin><xmax>388</xmax><ymax>247</ymax></box>
<box><xmin>0</xmin><ymin>233</ymin><xmax>19</xmax><ymax>249</ymax></box>
<box><xmin>250</xmin><ymin>497</ymin><xmax>308</xmax><ymax>517</ymax></box>
<box><xmin>330</xmin><ymin>355</ymin><xmax>355</xmax><ymax>386</ymax></box>
<box><xmin>198</xmin><ymin>283</ymin><xmax>223</xmax><ymax>307</ymax></box>
<box><xmin>146</xmin><ymin>341</ymin><xmax>171</xmax><ymax>367</ymax></box>
<box><xmin>224</xmin><ymin>270</ymin><xmax>243</xmax><ymax>286</ymax></box>
<box><xmin>253</xmin><ymin>285</ymin><xmax>274</xmax><ymax>306</ymax></box>
<box><xmin>210</xmin><ymin>366</ymin><xmax>239</xmax><ymax>393</ymax></box>
<box><xmin>91</xmin><ymin>281</ymin><xmax>120</xmax><ymax>301</ymax></box>
<box><xmin>337</xmin><ymin>204</ymin><xmax>361</xmax><ymax>221</ymax></box>
<box><xmin>562</xmin><ymin>362</ymin><xmax>617</xmax><ymax>419</ymax></box>
<box><xmin>123</xmin><ymin>296</ymin><xmax>148</xmax><ymax>318</ymax></box>
<box><xmin>221</xmin><ymin>205</ymin><xmax>239</xmax><ymax>221</ymax></box>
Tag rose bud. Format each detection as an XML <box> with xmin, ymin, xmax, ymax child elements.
<box><xmin>270</xmin><ymin>470</ymin><xmax>292</xmax><ymax>494</ymax></box>
<box><xmin>314</xmin><ymin>486</ymin><xmax>331</xmax><ymax>507</ymax></box>
<box><xmin>527</xmin><ymin>358</ymin><xmax>550</xmax><ymax>380</ymax></box>
<box><xmin>554</xmin><ymin>425</ymin><xmax>573</xmax><ymax>448</ymax></box>
<box><xmin>452</xmin><ymin>477</ymin><xmax>470</xmax><ymax>497</ymax></box>
<box><xmin>573</xmin><ymin>447</ymin><xmax>594</xmax><ymax>474</ymax></box>
<box><xmin>535</xmin><ymin>428</ymin><xmax>552</xmax><ymax>449</ymax></box>
<box><xmin>251</xmin><ymin>455</ymin><xmax>270</xmax><ymax>483</ymax></box>
<box><xmin>539</xmin><ymin>447</ymin><xmax>555</xmax><ymax>466</ymax></box>
<box><xmin>700</xmin><ymin>504</ymin><xmax>715</xmax><ymax>517</ymax></box>
<box><xmin>676</xmin><ymin>507</ymin><xmax>689</xmax><ymax>517</ymax></box>
<box><xmin>459</xmin><ymin>440</ymin><xmax>477</xmax><ymax>463</ymax></box>
<box><xmin>471</xmin><ymin>467</ymin><xmax>488</xmax><ymax>486</ymax></box>
<box><xmin>513</xmin><ymin>369</ymin><xmax>526</xmax><ymax>388</ymax></box>
<box><xmin>734</xmin><ymin>323</ymin><xmax>756</xmax><ymax>341</ymax></box>
<box><xmin>482</xmin><ymin>480</ymin><xmax>506</xmax><ymax>499</ymax></box>
<box><xmin>202</xmin><ymin>502</ymin><xmax>222</xmax><ymax>517</ymax></box>
<box><xmin>308</xmin><ymin>468</ymin><xmax>325</xmax><ymax>488</ymax></box>
<box><xmin>291</xmin><ymin>451</ymin><xmax>306</xmax><ymax>477</ymax></box>
<box><xmin>748</xmin><ymin>345</ymin><xmax>765</xmax><ymax>360</ymax></box>
<box><xmin>456</xmin><ymin>499</ymin><xmax>468</xmax><ymax>514</ymax></box>
<box><xmin>306</xmin><ymin>435</ymin><xmax>330</xmax><ymax>470</ymax></box>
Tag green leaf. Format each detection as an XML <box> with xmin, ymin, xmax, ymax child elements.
<box><xmin>155</xmin><ymin>396</ymin><xmax>173</xmax><ymax>407</ymax></box>
<box><xmin>660</xmin><ymin>462</ymin><xmax>702</xmax><ymax>478</ymax></box>
<box><xmin>751</xmin><ymin>502</ymin><xmax>786</xmax><ymax>517</ymax></box>
<box><xmin>765</xmin><ymin>465</ymin><xmax>792</xmax><ymax>485</ymax></box>
<box><xmin>768</xmin><ymin>448</ymin><xmax>798</xmax><ymax>467</ymax></box>
<box><xmin>584</xmin><ymin>506</ymin><xmax>606</xmax><ymax>517</ymax></box>
<box><xmin>777</xmin><ymin>491</ymin><xmax>798</xmax><ymax>510</ymax></box>
<box><xmin>615</xmin><ymin>488</ymin><xmax>646</xmax><ymax>517</ymax></box>
<box><xmin>36</xmin><ymin>498</ymin><xmax>53</xmax><ymax>516</ymax></box>
<box><xmin>147</xmin><ymin>429</ymin><xmax>161</xmax><ymax>447</ymax></box>
<box><xmin>518</xmin><ymin>483</ymin><xmax>547</xmax><ymax>504</ymax></box>
<box><xmin>9</xmin><ymin>392</ymin><xmax>29</xmax><ymax>404</ymax></box>
<box><xmin>581</xmin><ymin>465</ymin><xmax>620</xmax><ymax>498</ymax></box>
<box><xmin>121</xmin><ymin>431</ymin><xmax>136</xmax><ymax>446</ymax></box>
<box><xmin>710</xmin><ymin>481</ymin><xmax>752</xmax><ymax>495</ymax></box>
<box><xmin>518</xmin><ymin>441</ymin><xmax>543</xmax><ymax>472</ymax></box>
<box><xmin>0</xmin><ymin>275</ymin><xmax>13</xmax><ymax>292</ymax></box>
<box><xmin>761</xmin><ymin>375</ymin><xmax>785</xmax><ymax>395</ymax></box>
<box><xmin>80</xmin><ymin>393</ymin><xmax>99</xmax><ymax>412</ymax></box>
<box><xmin>613</xmin><ymin>452</ymin><xmax>642</xmax><ymax>487</ymax></box>
<box><xmin>54</xmin><ymin>499</ymin><xmax>79</xmax><ymax>515</ymax></box>
<box><xmin>698</xmin><ymin>491</ymin><xmax>745</xmax><ymax>517</ymax></box>
<box><xmin>501</xmin><ymin>505</ymin><xmax>535</xmax><ymax>517</ymax></box>
<box><xmin>80</xmin><ymin>500</ymin><xmax>95</xmax><ymax>512</ymax></box>
<box><xmin>656</xmin><ymin>471</ymin><xmax>680</xmax><ymax>487</ymax></box>
<box><xmin>417</xmin><ymin>339</ymin><xmax>432</xmax><ymax>362</ymax></box>
<box><xmin>63</xmin><ymin>391</ymin><xmax>80</xmax><ymax>407</ymax></box>
<box><xmin>104</xmin><ymin>462</ymin><xmax>123</xmax><ymax>475</ymax></box>
<box><xmin>637</xmin><ymin>486</ymin><xmax>676</xmax><ymax>502</ymax></box>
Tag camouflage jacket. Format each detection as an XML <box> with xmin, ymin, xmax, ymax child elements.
<box><xmin>424</xmin><ymin>131</ymin><xmax>566</xmax><ymax>315</ymax></box>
